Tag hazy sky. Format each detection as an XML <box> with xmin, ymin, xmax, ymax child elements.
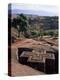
<box><xmin>9</xmin><ymin>4</ymin><xmax>58</xmax><ymax>16</ymax></box>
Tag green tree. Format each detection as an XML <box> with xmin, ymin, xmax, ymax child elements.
<box><xmin>12</xmin><ymin>18</ymin><xmax>17</xmax><ymax>29</ymax></box>
<box><xmin>17</xmin><ymin>13</ymin><xmax>28</xmax><ymax>37</ymax></box>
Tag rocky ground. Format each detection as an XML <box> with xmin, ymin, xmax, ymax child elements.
<box><xmin>9</xmin><ymin>38</ymin><xmax>58</xmax><ymax>76</ymax></box>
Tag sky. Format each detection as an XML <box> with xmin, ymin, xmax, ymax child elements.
<box><xmin>8</xmin><ymin>4</ymin><xmax>58</xmax><ymax>16</ymax></box>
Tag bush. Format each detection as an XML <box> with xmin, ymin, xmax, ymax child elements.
<box><xmin>31</xmin><ymin>31</ymin><xmax>37</xmax><ymax>35</ymax></box>
<box><xmin>48</xmin><ymin>31</ymin><xmax>54</xmax><ymax>37</ymax></box>
<box><xmin>44</xmin><ymin>30</ymin><xmax>58</xmax><ymax>37</ymax></box>
<box><xmin>30</xmin><ymin>31</ymin><xmax>38</xmax><ymax>37</ymax></box>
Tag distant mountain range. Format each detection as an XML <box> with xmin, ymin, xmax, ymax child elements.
<box><xmin>8</xmin><ymin>9</ymin><xmax>58</xmax><ymax>16</ymax></box>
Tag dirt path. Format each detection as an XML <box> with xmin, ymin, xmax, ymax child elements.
<box><xmin>11</xmin><ymin>39</ymin><xmax>49</xmax><ymax>48</ymax></box>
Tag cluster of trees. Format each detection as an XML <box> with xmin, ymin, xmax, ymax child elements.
<box><xmin>9</xmin><ymin>13</ymin><xmax>58</xmax><ymax>38</ymax></box>
<box><xmin>11</xmin><ymin>14</ymin><xmax>28</xmax><ymax>38</ymax></box>
<box><xmin>28</xmin><ymin>16</ymin><xmax>58</xmax><ymax>30</ymax></box>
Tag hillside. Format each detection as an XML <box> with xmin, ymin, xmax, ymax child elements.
<box><xmin>11</xmin><ymin>14</ymin><xmax>58</xmax><ymax>30</ymax></box>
